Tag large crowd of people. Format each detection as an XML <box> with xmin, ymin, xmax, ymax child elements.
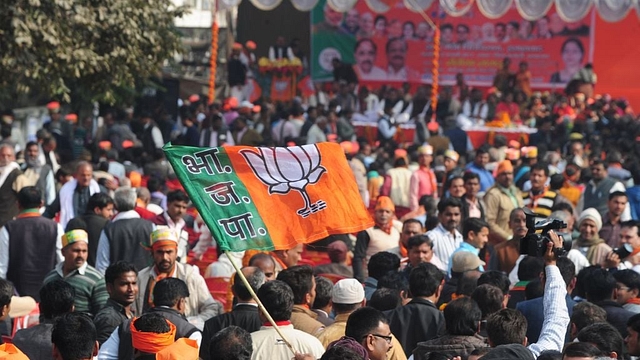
<box><xmin>0</xmin><ymin>45</ymin><xmax>640</xmax><ymax>360</ymax></box>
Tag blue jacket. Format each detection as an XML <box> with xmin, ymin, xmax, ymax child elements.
<box><xmin>516</xmin><ymin>294</ymin><xmax>576</xmax><ymax>343</ymax></box>
<box><xmin>627</xmin><ymin>186</ymin><xmax>640</xmax><ymax>220</ymax></box>
<box><xmin>465</xmin><ymin>163</ymin><xmax>494</xmax><ymax>192</ymax></box>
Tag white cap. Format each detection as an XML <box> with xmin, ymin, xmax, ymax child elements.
<box><xmin>240</xmin><ymin>100</ymin><xmax>254</xmax><ymax>109</ymax></box>
<box><xmin>332</xmin><ymin>279</ymin><xmax>365</xmax><ymax>304</ymax></box>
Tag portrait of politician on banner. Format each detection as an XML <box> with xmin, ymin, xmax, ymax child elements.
<box><xmin>311</xmin><ymin>0</ymin><xmax>593</xmax><ymax>88</ymax></box>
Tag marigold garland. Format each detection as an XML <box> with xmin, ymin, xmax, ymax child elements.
<box><xmin>208</xmin><ymin>21</ymin><xmax>219</xmax><ymax>105</ymax></box>
<box><xmin>430</xmin><ymin>27</ymin><xmax>440</xmax><ymax>119</ymax></box>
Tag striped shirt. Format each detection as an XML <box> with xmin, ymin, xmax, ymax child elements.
<box><xmin>426</xmin><ymin>224</ymin><xmax>463</xmax><ymax>270</ymax></box>
<box><xmin>44</xmin><ymin>262</ymin><xmax>108</xmax><ymax>315</ymax></box>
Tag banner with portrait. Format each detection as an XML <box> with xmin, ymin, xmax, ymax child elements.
<box><xmin>311</xmin><ymin>0</ymin><xmax>595</xmax><ymax>88</ymax></box>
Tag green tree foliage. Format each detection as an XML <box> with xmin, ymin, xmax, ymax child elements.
<box><xmin>0</xmin><ymin>0</ymin><xmax>186</xmax><ymax>105</ymax></box>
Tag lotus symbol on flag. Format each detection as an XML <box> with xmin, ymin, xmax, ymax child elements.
<box><xmin>241</xmin><ymin>145</ymin><xmax>328</xmax><ymax>218</ymax></box>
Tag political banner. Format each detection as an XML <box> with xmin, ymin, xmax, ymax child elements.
<box><xmin>311</xmin><ymin>0</ymin><xmax>594</xmax><ymax>88</ymax></box>
<box><xmin>163</xmin><ymin>143</ymin><xmax>373</xmax><ymax>252</ymax></box>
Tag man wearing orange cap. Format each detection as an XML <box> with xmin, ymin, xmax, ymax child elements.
<box><xmin>381</xmin><ymin>149</ymin><xmax>413</xmax><ymax>217</ymax></box>
<box><xmin>353</xmin><ymin>196</ymin><xmax>402</xmax><ymax>281</ymax></box>
<box><xmin>409</xmin><ymin>145</ymin><xmax>438</xmax><ymax>211</ymax></box>
<box><xmin>483</xmin><ymin>160</ymin><xmax>524</xmax><ymax>244</ymax></box>
<box><xmin>134</xmin><ymin>229</ymin><xmax>222</xmax><ymax>330</ymax></box>
<box><xmin>229</xmin><ymin>42</ymin><xmax>248</xmax><ymax>102</ymax></box>
<box><xmin>426</xmin><ymin>122</ymin><xmax>450</xmax><ymax>154</ymax></box>
<box><xmin>43</xmin><ymin>229</ymin><xmax>108</xmax><ymax>315</ymax></box>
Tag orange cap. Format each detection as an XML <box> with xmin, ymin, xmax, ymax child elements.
<box><xmin>64</xmin><ymin>113</ymin><xmax>78</xmax><ymax>123</ymax></box>
<box><xmin>252</xmin><ymin>105</ymin><xmax>261</xmax><ymax>113</ymax></box>
<box><xmin>122</xmin><ymin>140</ymin><xmax>134</xmax><ymax>149</ymax></box>
<box><xmin>508</xmin><ymin>140</ymin><xmax>520</xmax><ymax>149</ymax></box>
<box><xmin>394</xmin><ymin>149</ymin><xmax>408</xmax><ymax>160</ymax></box>
<box><xmin>129</xmin><ymin>171</ymin><xmax>142</xmax><ymax>188</ymax></box>
<box><xmin>375</xmin><ymin>196</ymin><xmax>395</xmax><ymax>212</ymax></box>
<box><xmin>99</xmin><ymin>141</ymin><xmax>112</xmax><ymax>151</ymax></box>
<box><xmin>188</xmin><ymin>94</ymin><xmax>200</xmax><ymax>103</ymax></box>
<box><xmin>327</xmin><ymin>134</ymin><xmax>338</xmax><ymax>143</ymax></box>
<box><xmin>427</xmin><ymin>121</ymin><xmax>439</xmax><ymax>132</ymax></box>
<box><xmin>245</xmin><ymin>41</ymin><xmax>257</xmax><ymax>50</ymax></box>
<box><xmin>496</xmin><ymin>160</ymin><xmax>514</xmax><ymax>175</ymax></box>
<box><xmin>46</xmin><ymin>101</ymin><xmax>61</xmax><ymax>111</ymax></box>
<box><xmin>232</xmin><ymin>42</ymin><xmax>243</xmax><ymax>50</ymax></box>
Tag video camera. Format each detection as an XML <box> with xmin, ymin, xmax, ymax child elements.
<box><xmin>519</xmin><ymin>207</ymin><xmax>572</xmax><ymax>258</ymax></box>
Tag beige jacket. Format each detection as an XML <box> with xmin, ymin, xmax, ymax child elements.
<box><xmin>290</xmin><ymin>305</ymin><xmax>325</xmax><ymax>336</ymax></box>
<box><xmin>135</xmin><ymin>262</ymin><xmax>222</xmax><ymax>329</ymax></box>
<box><xmin>483</xmin><ymin>184</ymin><xmax>523</xmax><ymax>243</ymax></box>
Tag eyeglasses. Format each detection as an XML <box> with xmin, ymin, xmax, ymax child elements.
<box><xmin>617</xmin><ymin>285</ymin><xmax>630</xmax><ymax>291</ymax></box>
<box><xmin>365</xmin><ymin>333</ymin><xmax>393</xmax><ymax>344</ymax></box>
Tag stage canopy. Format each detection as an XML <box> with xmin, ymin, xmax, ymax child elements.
<box><xmin>223</xmin><ymin>0</ymin><xmax>639</xmax><ymax>22</ymax></box>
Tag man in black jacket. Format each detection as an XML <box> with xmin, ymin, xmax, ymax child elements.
<box><xmin>585</xmin><ymin>268</ymin><xmax>635</xmax><ymax>337</ymax></box>
<box><xmin>93</xmin><ymin>261</ymin><xmax>138</xmax><ymax>345</ymax></box>
<box><xmin>66</xmin><ymin>192</ymin><xmax>114</xmax><ymax>267</ymax></box>
<box><xmin>200</xmin><ymin>266</ymin><xmax>265</xmax><ymax>359</ymax></box>
<box><xmin>387</xmin><ymin>262</ymin><xmax>445</xmax><ymax>355</ymax></box>
<box><xmin>98</xmin><ymin>278</ymin><xmax>201</xmax><ymax>359</ymax></box>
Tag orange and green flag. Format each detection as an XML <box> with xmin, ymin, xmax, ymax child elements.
<box><xmin>163</xmin><ymin>143</ymin><xmax>373</xmax><ymax>252</ymax></box>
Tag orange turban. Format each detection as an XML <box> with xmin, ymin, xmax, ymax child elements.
<box><xmin>245</xmin><ymin>41</ymin><xmax>257</xmax><ymax>50</ymax></box>
<box><xmin>496</xmin><ymin>160</ymin><xmax>514</xmax><ymax>175</ymax></box>
<box><xmin>375</xmin><ymin>196</ymin><xmax>395</xmax><ymax>212</ymax></box>
<box><xmin>64</xmin><ymin>114</ymin><xmax>78</xmax><ymax>123</ymax></box>
<box><xmin>131</xmin><ymin>317</ymin><xmax>177</xmax><ymax>353</ymax></box>
<box><xmin>156</xmin><ymin>338</ymin><xmax>199</xmax><ymax>360</ymax></box>
<box><xmin>0</xmin><ymin>344</ymin><xmax>29</xmax><ymax>360</ymax></box>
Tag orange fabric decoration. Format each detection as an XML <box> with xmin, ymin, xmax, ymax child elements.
<box><xmin>208</xmin><ymin>21</ymin><xmax>219</xmax><ymax>105</ymax></box>
<box><xmin>129</xmin><ymin>171</ymin><xmax>142</xmax><ymax>187</ymax></box>
<box><xmin>131</xmin><ymin>318</ymin><xmax>176</xmax><ymax>353</ymax></box>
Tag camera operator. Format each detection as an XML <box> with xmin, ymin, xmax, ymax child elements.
<box><xmin>604</xmin><ymin>220</ymin><xmax>640</xmax><ymax>271</ymax></box>
<box><xmin>484</xmin><ymin>230</ymin><xmax>570</xmax><ymax>358</ymax></box>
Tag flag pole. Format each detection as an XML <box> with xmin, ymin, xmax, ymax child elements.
<box><xmin>224</xmin><ymin>250</ymin><xmax>297</xmax><ymax>355</ymax></box>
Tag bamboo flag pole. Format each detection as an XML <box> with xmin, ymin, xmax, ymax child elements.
<box><xmin>224</xmin><ymin>250</ymin><xmax>297</xmax><ymax>356</ymax></box>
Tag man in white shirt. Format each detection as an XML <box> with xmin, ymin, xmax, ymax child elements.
<box><xmin>426</xmin><ymin>197</ymin><xmax>464</xmax><ymax>270</ymax></box>
<box><xmin>385</xmin><ymin>38</ymin><xmax>419</xmax><ymax>81</ymax></box>
<box><xmin>250</xmin><ymin>280</ymin><xmax>325</xmax><ymax>360</ymax></box>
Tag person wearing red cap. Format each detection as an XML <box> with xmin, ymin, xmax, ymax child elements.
<box><xmin>229</xmin><ymin>42</ymin><xmax>248</xmax><ymax>102</ymax></box>
<box><xmin>381</xmin><ymin>149</ymin><xmax>413</xmax><ymax>217</ymax></box>
<box><xmin>483</xmin><ymin>160</ymin><xmax>524</xmax><ymax>244</ymax></box>
<box><xmin>353</xmin><ymin>196</ymin><xmax>402</xmax><ymax>281</ymax></box>
<box><xmin>409</xmin><ymin>145</ymin><xmax>439</xmax><ymax>211</ymax></box>
<box><xmin>426</xmin><ymin>122</ymin><xmax>450</xmax><ymax>154</ymax></box>
<box><xmin>314</xmin><ymin>241</ymin><xmax>353</xmax><ymax>278</ymax></box>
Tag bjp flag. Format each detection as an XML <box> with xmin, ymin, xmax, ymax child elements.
<box><xmin>163</xmin><ymin>143</ymin><xmax>373</xmax><ymax>252</ymax></box>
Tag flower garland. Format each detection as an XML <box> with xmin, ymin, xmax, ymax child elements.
<box><xmin>430</xmin><ymin>26</ymin><xmax>440</xmax><ymax>119</ymax></box>
<box><xmin>208</xmin><ymin>21</ymin><xmax>219</xmax><ymax>105</ymax></box>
